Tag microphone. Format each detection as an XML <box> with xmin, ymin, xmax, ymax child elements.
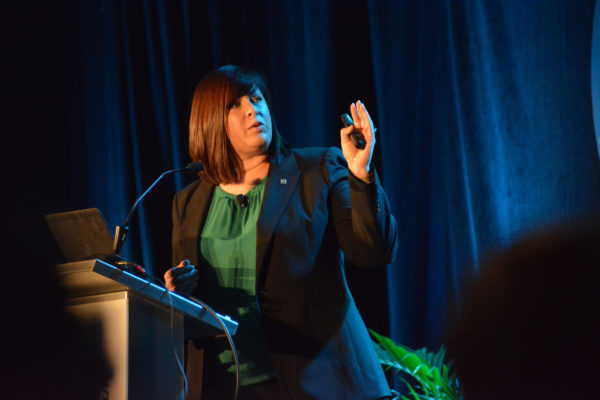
<box><xmin>236</xmin><ymin>194</ymin><xmax>249</xmax><ymax>208</ymax></box>
<box><xmin>111</xmin><ymin>162</ymin><xmax>204</xmax><ymax>258</ymax></box>
<box><xmin>186</xmin><ymin>162</ymin><xmax>204</xmax><ymax>173</ymax></box>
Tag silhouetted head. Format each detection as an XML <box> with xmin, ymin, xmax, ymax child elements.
<box><xmin>447</xmin><ymin>218</ymin><xmax>600</xmax><ymax>399</ymax></box>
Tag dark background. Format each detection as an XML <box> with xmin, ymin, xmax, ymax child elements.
<box><xmin>4</xmin><ymin>0</ymin><xmax>600</xmax><ymax>372</ymax></box>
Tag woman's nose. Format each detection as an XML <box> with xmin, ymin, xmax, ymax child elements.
<box><xmin>246</xmin><ymin>102</ymin><xmax>257</xmax><ymax>116</ymax></box>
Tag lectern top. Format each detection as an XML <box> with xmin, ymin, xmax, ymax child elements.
<box><xmin>55</xmin><ymin>259</ymin><xmax>238</xmax><ymax>337</ymax></box>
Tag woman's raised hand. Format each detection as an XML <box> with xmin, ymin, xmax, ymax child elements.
<box><xmin>339</xmin><ymin>100</ymin><xmax>376</xmax><ymax>182</ymax></box>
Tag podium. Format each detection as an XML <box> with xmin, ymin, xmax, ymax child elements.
<box><xmin>54</xmin><ymin>259</ymin><xmax>238</xmax><ymax>400</ymax></box>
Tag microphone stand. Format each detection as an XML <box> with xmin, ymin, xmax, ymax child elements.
<box><xmin>107</xmin><ymin>162</ymin><xmax>203</xmax><ymax>267</ymax></box>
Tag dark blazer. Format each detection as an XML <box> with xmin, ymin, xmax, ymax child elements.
<box><xmin>172</xmin><ymin>147</ymin><xmax>398</xmax><ymax>399</ymax></box>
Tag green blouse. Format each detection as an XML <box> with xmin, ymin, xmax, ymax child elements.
<box><xmin>200</xmin><ymin>181</ymin><xmax>265</xmax><ymax>295</ymax></box>
<box><xmin>199</xmin><ymin>178</ymin><xmax>275</xmax><ymax>386</ymax></box>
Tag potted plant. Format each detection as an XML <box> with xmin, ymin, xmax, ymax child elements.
<box><xmin>370</xmin><ymin>330</ymin><xmax>463</xmax><ymax>400</ymax></box>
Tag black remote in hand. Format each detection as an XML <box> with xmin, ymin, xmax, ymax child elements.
<box><xmin>340</xmin><ymin>113</ymin><xmax>366</xmax><ymax>150</ymax></box>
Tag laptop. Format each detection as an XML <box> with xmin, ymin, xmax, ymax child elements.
<box><xmin>45</xmin><ymin>208</ymin><xmax>115</xmax><ymax>262</ymax></box>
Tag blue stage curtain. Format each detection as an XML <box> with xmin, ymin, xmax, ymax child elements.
<box><xmin>7</xmin><ymin>0</ymin><xmax>600</xmax><ymax>369</ymax></box>
<box><xmin>368</xmin><ymin>0</ymin><xmax>600</xmax><ymax>348</ymax></box>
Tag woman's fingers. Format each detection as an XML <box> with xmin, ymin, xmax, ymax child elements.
<box><xmin>356</xmin><ymin>101</ymin><xmax>374</xmax><ymax>140</ymax></box>
<box><xmin>171</xmin><ymin>264</ymin><xmax>194</xmax><ymax>277</ymax></box>
<box><xmin>172</xmin><ymin>267</ymin><xmax>198</xmax><ymax>283</ymax></box>
<box><xmin>340</xmin><ymin>100</ymin><xmax>376</xmax><ymax>181</ymax></box>
<box><xmin>164</xmin><ymin>260</ymin><xmax>198</xmax><ymax>293</ymax></box>
<box><xmin>350</xmin><ymin>102</ymin><xmax>361</xmax><ymax>129</ymax></box>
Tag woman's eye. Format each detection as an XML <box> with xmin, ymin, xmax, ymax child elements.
<box><xmin>251</xmin><ymin>96</ymin><xmax>262</xmax><ymax>103</ymax></box>
<box><xmin>229</xmin><ymin>100</ymin><xmax>240</xmax><ymax>109</ymax></box>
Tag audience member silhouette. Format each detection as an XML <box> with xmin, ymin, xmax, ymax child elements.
<box><xmin>447</xmin><ymin>218</ymin><xmax>600</xmax><ymax>400</ymax></box>
<box><xmin>1</xmin><ymin>242</ymin><xmax>112</xmax><ymax>399</ymax></box>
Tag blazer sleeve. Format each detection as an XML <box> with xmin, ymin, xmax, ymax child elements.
<box><xmin>171</xmin><ymin>191</ymin><xmax>183</xmax><ymax>266</ymax></box>
<box><xmin>324</xmin><ymin>147</ymin><xmax>398</xmax><ymax>267</ymax></box>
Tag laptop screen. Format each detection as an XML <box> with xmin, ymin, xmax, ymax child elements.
<box><xmin>45</xmin><ymin>208</ymin><xmax>114</xmax><ymax>262</ymax></box>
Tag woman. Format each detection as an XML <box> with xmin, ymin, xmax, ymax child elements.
<box><xmin>164</xmin><ymin>65</ymin><xmax>398</xmax><ymax>400</ymax></box>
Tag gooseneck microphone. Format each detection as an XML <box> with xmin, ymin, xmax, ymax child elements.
<box><xmin>111</xmin><ymin>162</ymin><xmax>204</xmax><ymax>258</ymax></box>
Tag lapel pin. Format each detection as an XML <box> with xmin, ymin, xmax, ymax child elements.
<box><xmin>280</xmin><ymin>178</ymin><xmax>287</xmax><ymax>185</ymax></box>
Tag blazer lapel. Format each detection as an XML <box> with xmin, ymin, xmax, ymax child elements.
<box><xmin>179</xmin><ymin>180</ymin><xmax>214</xmax><ymax>266</ymax></box>
<box><xmin>256</xmin><ymin>152</ymin><xmax>300</xmax><ymax>280</ymax></box>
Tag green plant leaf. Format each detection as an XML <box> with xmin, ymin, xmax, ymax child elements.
<box><xmin>399</xmin><ymin>377</ymin><xmax>423</xmax><ymax>400</ymax></box>
<box><xmin>369</xmin><ymin>329</ymin><xmax>463</xmax><ymax>400</ymax></box>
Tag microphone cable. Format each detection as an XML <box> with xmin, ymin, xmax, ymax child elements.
<box><xmin>187</xmin><ymin>295</ymin><xmax>240</xmax><ymax>400</ymax></box>
<box><xmin>165</xmin><ymin>288</ymin><xmax>189</xmax><ymax>397</ymax></box>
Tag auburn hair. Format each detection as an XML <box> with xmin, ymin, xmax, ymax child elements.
<box><xmin>188</xmin><ymin>65</ymin><xmax>282</xmax><ymax>185</ymax></box>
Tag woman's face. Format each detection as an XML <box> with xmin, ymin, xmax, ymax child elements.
<box><xmin>226</xmin><ymin>88</ymin><xmax>272</xmax><ymax>159</ymax></box>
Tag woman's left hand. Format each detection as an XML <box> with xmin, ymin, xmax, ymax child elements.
<box><xmin>339</xmin><ymin>100</ymin><xmax>376</xmax><ymax>182</ymax></box>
